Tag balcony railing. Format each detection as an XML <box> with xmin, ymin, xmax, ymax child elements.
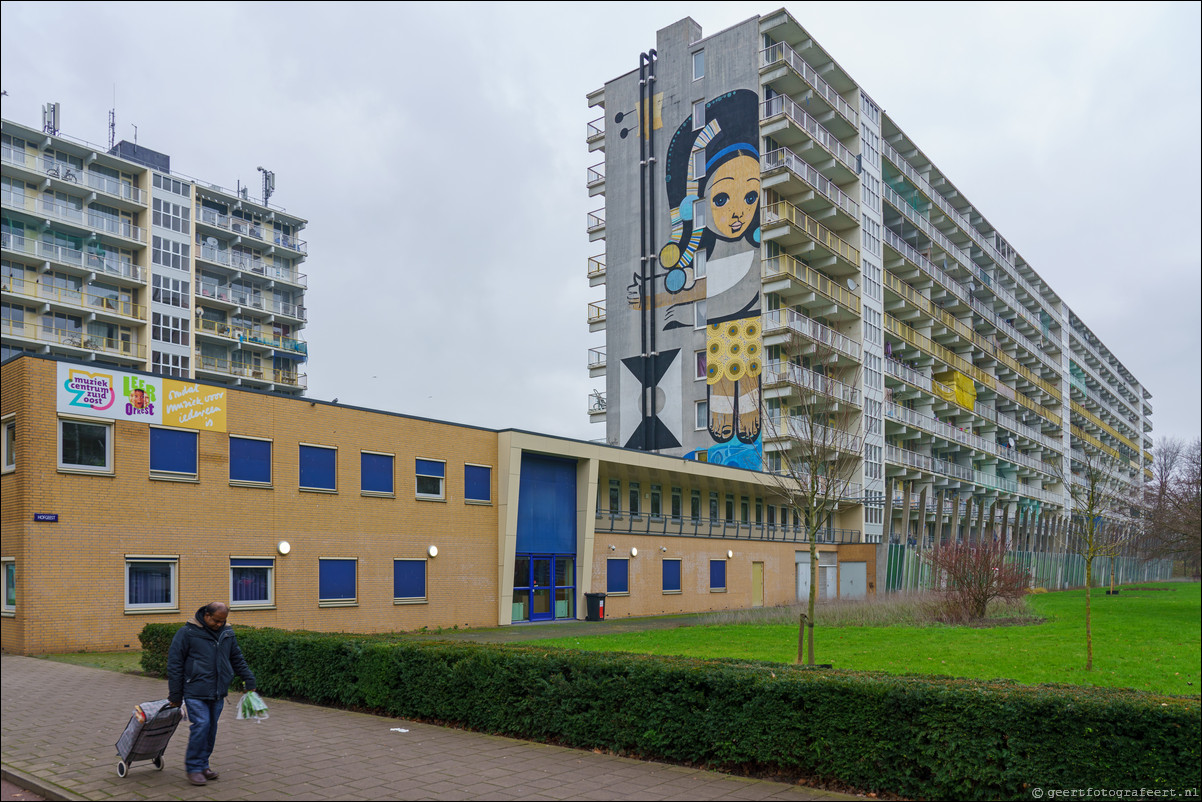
<box><xmin>885</xmin><ymin>444</ymin><xmax>1061</xmax><ymax>504</ymax></box>
<box><xmin>885</xmin><ymin>402</ymin><xmax>1057</xmax><ymax>478</ymax></box>
<box><xmin>2</xmin><ymin>276</ymin><xmax>145</xmax><ymax>320</ymax></box>
<box><xmin>1</xmin><ymin>319</ymin><xmax>145</xmax><ymax>359</ymax></box>
<box><xmin>196</xmin><ymin>318</ymin><xmax>307</xmax><ymax>355</ymax></box>
<box><xmin>587</xmin><ymin>162</ymin><xmax>605</xmax><ymax>185</ymax></box>
<box><xmin>762</xmin><ymin>146</ymin><xmax>859</xmax><ymax>219</ymax></box>
<box><xmin>588</xmin><ymin>346</ymin><xmax>606</xmax><ymax>371</ymax></box>
<box><xmin>595</xmin><ymin>510</ymin><xmax>863</xmax><ymax>544</ymax></box>
<box><xmin>762</xmin><ymin>253</ymin><xmax>861</xmax><ymax>315</ymax></box>
<box><xmin>84</xmin><ymin>171</ymin><xmax>146</xmax><ymax>205</ymax></box>
<box><xmin>764</xmin><ymin>360</ymin><xmax>861</xmax><ymax>407</ymax></box>
<box><xmin>587</xmin><ymin>254</ymin><xmax>606</xmax><ymax>280</ymax></box>
<box><xmin>760</xmin><ymin>43</ymin><xmax>858</xmax><ymax>128</ymax></box>
<box><xmin>764</xmin><ymin>413</ymin><xmax>863</xmax><ymax>454</ymax></box>
<box><xmin>587</xmin><ymin>208</ymin><xmax>606</xmax><ymax>233</ymax></box>
<box><xmin>2</xmin><ymin>233</ymin><xmax>144</xmax><ymax>282</ymax></box>
<box><xmin>36</xmin><ymin>197</ymin><xmax>146</xmax><ymax>243</ymax></box>
<box><xmin>196</xmin><ymin>206</ymin><xmax>308</xmax><ymax>254</ymax></box>
<box><xmin>197</xmin><ymin>246</ymin><xmax>308</xmax><ymax>286</ymax></box>
<box><xmin>586</xmin><ymin>117</ymin><xmax>605</xmax><ymax>141</ymax></box>
<box><xmin>762</xmin><ymin>307</ymin><xmax>861</xmax><ymax>361</ymax></box>
<box><xmin>762</xmin><ymin>200</ymin><xmax>860</xmax><ymax>267</ymax></box>
<box><xmin>587</xmin><ymin>300</ymin><xmax>606</xmax><ymax>324</ymax></box>
<box><xmin>760</xmin><ymin>96</ymin><xmax>856</xmax><ymax>174</ymax></box>
<box><xmin>588</xmin><ymin>390</ymin><xmax>607</xmax><ymax>416</ymax></box>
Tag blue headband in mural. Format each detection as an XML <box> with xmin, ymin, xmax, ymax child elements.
<box><xmin>705</xmin><ymin>143</ymin><xmax>759</xmax><ymax>172</ymax></box>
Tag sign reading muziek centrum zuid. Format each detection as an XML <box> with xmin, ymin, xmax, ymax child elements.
<box><xmin>56</xmin><ymin>363</ymin><xmax>228</xmax><ymax>432</ymax></box>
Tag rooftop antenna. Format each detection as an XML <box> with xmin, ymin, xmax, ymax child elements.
<box><xmin>108</xmin><ymin>86</ymin><xmax>116</xmax><ymax>150</ymax></box>
<box><xmin>42</xmin><ymin>101</ymin><xmax>60</xmax><ymax>135</ymax></box>
<box><xmin>131</xmin><ymin>124</ymin><xmax>138</xmax><ymax>145</ymax></box>
<box><xmin>257</xmin><ymin>166</ymin><xmax>275</xmax><ymax>205</ymax></box>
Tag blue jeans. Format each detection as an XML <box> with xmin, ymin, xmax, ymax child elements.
<box><xmin>183</xmin><ymin>697</ymin><xmax>224</xmax><ymax>773</ymax></box>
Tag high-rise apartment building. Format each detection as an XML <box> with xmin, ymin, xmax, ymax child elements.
<box><xmin>2</xmin><ymin>113</ymin><xmax>309</xmax><ymax>393</ymax></box>
<box><xmin>586</xmin><ymin>11</ymin><xmax>1153</xmax><ymax>543</ymax></box>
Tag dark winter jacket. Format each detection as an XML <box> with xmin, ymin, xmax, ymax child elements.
<box><xmin>166</xmin><ymin>615</ymin><xmax>256</xmax><ymax>705</ymax></box>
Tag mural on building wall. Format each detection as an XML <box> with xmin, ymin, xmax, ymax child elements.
<box><xmin>655</xmin><ymin>89</ymin><xmax>763</xmax><ymax>469</ymax></box>
<box><xmin>56</xmin><ymin>363</ymin><xmax>227</xmax><ymax>430</ymax></box>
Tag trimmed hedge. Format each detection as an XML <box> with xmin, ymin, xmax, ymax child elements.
<box><xmin>140</xmin><ymin>624</ymin><xmax>1201</xmax><ymax>800</ymax></box>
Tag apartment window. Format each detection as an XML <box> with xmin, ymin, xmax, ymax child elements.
<box><xmin>695</xmin><ymin>400</ymin><xmax>708</xmax><ymax>430</ymax></box>
<box><xmin>695</xmin><ymin>298</ymin><xmax>707</xmax><ymax>328</ymax></box>
<box><xmin>152</xmin><ymin>312</ymin><xmax>189</xmax><ymax>346</ymax></box>
<box><xmin>150</xmin><ymin>427</ymin><xmax>198</xmax><ymax>480</ymax></box>
<box><xmin>692</xmin><ymin>148</ymin><xmax>706</xmax><ymax>179</ymax></box>
<box><xmin>394</xmin><ymin>559</ymin><xmax>427</xmax><ymax>603</ymax></box>
<box><xmin>125</xmin><ymin>557</ymin><xmax>178</xmax><ymax>611</ymax></box>
<box><xmin>299</xmin><ymin>444</ymin><xmax>337</xmax><ymax>492</ymax></box>
<box><xmin>230</xmin><ymin>558</ymin><xmax>274</xmax><ymax>608</ymax></box>
<box><xmin>628</xmin><ymin>481</ymin><xmax>641</xmax><ymax>516</ymax></box>
<box><xmin>650</xmin><ymin>484</ymin><xmax>662</xmax><ymax>518</ymax></box>
<box><xmin>692</xmin><ymin>50</ymin><xmax>705</xmax><ymax>80</ymax></box>
<box><xmin>690</xmin><ymin>490</ymin><xmax>701</xmax><ymax>522</ymax></box>
<box><xmin>153</xmin><ymin>173</ymin><xmax>190</xmax><ymax>197</ymax></box>
<box><xmin>2</xmin><ymin>559</ymin><xmax>14</xmax><ymax>614</ymax></box>
<box><xmin>608</xmin><ymin>478</ymin><xmax>621</xmax><ymax>513</ymax></box>
<box><xmin>152</xmin><ymin>197</ymin><xmax>190</xmax><ymax>233</ymax></box>
<box><xmin>662</xmin><ymin>558</ymin><xmax>682</xmax><ymax>594</ymax></box>
<box><xmin>59</xmin><ymin>418</ymin><xmax>112</xmax><ymax>473</ymax></box>
<box><xmin>725</xmin><ymin>494</ymin><xmax>735</xmax><ymax>520</ymax></box>
<box><xmin>361</xmin><ymin>451</ymin><xmax>394</xmax><ymax>496</ymax></box>
<box><xmin>229</xmin><ymin>435</ymin><xmax>272</xmax><ymax>486</ymax></box>
<box><xmin>465</xmin><ymin>464</ymin><xmax>492</xmax><ymax>503</ymax></box>
<box><xmin>416</xmin><ymin>459</ymin><xmax>445</xmax><ymax>500</ymax></box>
<box><xmin>693</xmin><ymin>100</ymin><xmax>706</xmax><ymax>128</ymax></box>
<box><xmin>710</xmin><ymin>559</ymin><xmax>727</xmax><ymax>592</ymax></box>
<box><xmin>607</xmin><ymin>558</ymin><xmax>629</xmax><ymax>594</ymax></box>
<box><xmin>709</xmin><ymin>492</ymin><xmax>719</xmax><ymax>520</ymax></box>
<box><xmin>670</xmin><ymin>487</ymin><xmax>682</xmax><ymax>521</ymax></box>
<box><xmin>151</xmin><ymin>351</ymin><xmax>190</xmax><ymax>378</ymax></box>
<box><xmin>152</xmin><ymin>236</ymin><xmax>190</xmax><ymax>271</ymax></box>
<box><xmin>696</xmin><ymin>350</ymin><xmax>707</xmax><ymax>380</ymax></box>
<box><xmin>2</xmin><ymin>417</ymin><xmax>14</xmax><ymax>473</ymax></box>
<box><xmin>693</xmin><ymin>249</ymin><xmax>706</xmax><ymax>279</ymax></box>
<box><xmin>152</xmin><ymin>275</ymin><xmax>190</xmax><ymax>309</ymax></box>
<box><xmin>318</xmin><ymin>558</ymin><xmax>357</xmax><ymax>606</ymax></box>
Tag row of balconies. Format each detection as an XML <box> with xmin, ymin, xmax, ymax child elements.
<box><xmin>1068</xmin><ymin>367</ymin><xmax>1142</xmax><ymax>439</ymax></box>
<box><xmin>195</xmin><ymin>318</ymin><xmax>307</xmax><ymax>356</ymax></box>
<box><xmin>2</xmin><ymin>147</ymin><xmax>147</xmax><ymax>206</ymax></box>
<box><xmin>196</xmin><ymin>355</ymin><xmax>306</xmax><ymax>389</ymax></box>
<box><xmin>1</xmin><ymin>275</ymin><xmax>144</xmax><ymax>321</ymax></box>
<box><xmin>1069</xmin><ymin>329</ymin><xmax>1144</xmax><ymax>419</ymax></box>
<box><xmin>759</xmin><ymin>42</ymin><xmax>858</xmax><ymax>131</ymax></box>
<box><xmin>3</xmin><ymin>232</ymin><xmax>143</xmax><ymax>284</ymax></box>
<box><xmin>195</xmin><ymin>206</ymin><xmax>307</xmax><ymax>255</ymax></box>
<box><xmin>1070</xmin><ymin>349</ymin><xmax>1144</xmax><ymax>430</ymax></box>
<box><xmin>884</xmin><ymin>443</ymin><xmax>1061</xmax><ymax>505</ymax></box>
<box><xmin>194</xmin><ymin>281</ymin><xmax>306</xmax><ymax>322</ymax></box>
<box><xmin>761</xmin><ymin>307</ymin><xmax>861</xmax><ymax>362</ymax></box>
<box><xmin>0</xmin><ymin>318</ymin><xmax>146</xmax><ymax>361</ymax></box>
<box><xmin>759</xmin><ymin>95</ymin><xmax>857</xmax><ymax>179</ymax></box>
<box><xmin>3</xmin><ymin>190</ymin><xmax>146</xmax><ymax>244</ymax></box>
<box><xmin>196</xmin><ymin>246</ymin><xmax>307</xmax><ymax>287</ymax></box>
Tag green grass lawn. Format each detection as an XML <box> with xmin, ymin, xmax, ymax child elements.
<box><xmin>519</xmin><ymin>582</ymin><xmax>1202</xmax><ymax>696</ymax></box>
<box><xmin>42</xmin><ymin>649</ymin><xmax>144</xmax><ymax>674</ymax></box>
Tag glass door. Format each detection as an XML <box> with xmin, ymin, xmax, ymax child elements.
<box><xmin>512</xmin><ymin>554</ymin><xmax>576</xmax><ymax>622</ymax></box>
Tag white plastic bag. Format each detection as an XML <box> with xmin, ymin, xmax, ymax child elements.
<box><xmin>236</xmin><ymin>690</ymin><xmax>269</xmax><ymax>722</ymax></box>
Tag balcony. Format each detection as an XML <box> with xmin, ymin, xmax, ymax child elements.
<box><xmin>587</xmin><ymin>300</ymin><xmax>606</xmax><ymax>331</ymax></box>
<box><xmin>36</xmin><ymin>197</ymin><xmax>146</xmax><ymax>244</ymax></box>
<box><xmin>587</xmin><ymin>208</ymin><xmax>606</xmax><ymax>241</ymax></box>
<box><xmin>2</xmin><ymin>276</ymin><xmax>145</xmax><ymax>321</ymax></box>
<box><xmin>587</xmin><ymin>254</ymin><xmax>605</xmax><ymax>286</ymax></box>
<box><xmin>761</xmin><ymin>146</ymin><xmax>858</xmax><ymax>222</ymax></box>
<box><xmin>763</xmin><ymin>360</ymin><xmax>861</xmax><ymax>407</ymax></box>
<box><xmin>196</xmin><ymin>207</ymin><xmax>308</xmax><ymax>255</ymax></box>
<box><xmin>759</xmin><ymin>43</ymin><xmax>858</xmax><ymax>132</ymax></box>
<box><xmin>587</xmin><ymin>162</ymin><xmax>605</xmax><ymax>197</ymax></box>
<box><xmin>762</xmin><ymin>307</ymin><xmax>861</xmax><ymax>362</ymax></box>
<box><xmin>761</xmin><ymin>253</ymin><xmax>860</xmax><ymax>316</ymax></box>
<box><xmin>763</xmin><ymin>414</ymin><xmax>863</xmax><ymax>455</ymax></box>
<box><xmin>588</xmin><ymin>346</ymin><xmax>606</xmax><ymax>376</ymax></box>
<box><xmin>587</xmin><ymin>116</ymin><xmax>605</xmax><ymax>153</ymax></box>
<box><xmin>196</xmin><ymin>246</ymin><xmax>308</xmax><ymax>287</ymax></box>
<box><xmin>588</xmin><ymin>390</ymin><xmax>606</xmax><ymax>419</ymax></box>
<box><xmin>1</xmin><ymin>319</ymin><xmax>145</xmax><ymax>361</ymax></box>
<box><xmin>885</xmin><ymin>444</ymin><xmax>1061</xmax><ymax>505</ymax></box>
<box><xmin>2</xmin><ymin>233</ymin><xmax>144</xmax><ymax>284</ymax></box>
<box><xmin>762</xmin><ymin>200</ymin><xmax>859</xmax><ymax>271</ymax></box>
<box><xmin>196</xmin><ymin>318</ymin><xmax>307</xmax><ymax>356</ymax></box>
<box><xmin>759</xmin><ymin>95</ymin><xmax>857</xmax><ymax>180</ymax></box>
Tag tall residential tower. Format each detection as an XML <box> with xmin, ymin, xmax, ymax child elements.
<box><xmin>2</xmin><ymin>112</ymin><xmax>309</xmax><ymax>393</ymax></box>
<box><xmin>586</xmin><ymin>11</ymin><xmax>1152</xmax><ymax>543</ymax></box>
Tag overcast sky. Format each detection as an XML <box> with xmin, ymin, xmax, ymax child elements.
<box><xmin>3</xmin><ymin>1</ymin><xmax>1199</xmax><ymax>446</ymax></box>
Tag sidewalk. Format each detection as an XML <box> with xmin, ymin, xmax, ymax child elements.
<box><xmin>1</xmin><ymin>654</ymin><xmax>857</xmax><ymax>801</ymax></box>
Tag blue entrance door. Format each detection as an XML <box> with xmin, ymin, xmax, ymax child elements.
<box><xmin>513</xmin><ymin>555</ymin><xmax>575</xmax><ymax>622</ymax></box>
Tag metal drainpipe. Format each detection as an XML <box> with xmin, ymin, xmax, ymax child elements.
<box><xmin>646</xmin><ymin>49</ymin><xmax>658</xmax><ymax>452</ymax></box>
<box><xmin>638</xmin><ymin>51</ymin><xmax>650</xmax><ymax>451</ymax></box>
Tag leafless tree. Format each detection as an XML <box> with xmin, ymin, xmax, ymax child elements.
<box><xmin>1142</xmin><ymin>437</ymin><xmax>1201</xmax><ymax>575</ymax></box>
<box><xmin>760</xmin><ymin>341</ymin><xmax>865</xmax><ymax>666</ymax></box>
<box><xmin>922</xmin><ymin>537</ymin><xmax>1030</xmax><ymax>621</ymax></box>
<box><xmin>1060</xmin><ymin>446</ymin><xmax>1140</xmax><ymax>671</ymax></box>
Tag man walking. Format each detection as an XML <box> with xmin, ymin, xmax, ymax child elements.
<box><xmin>166</xmin><ymin>601</ymin><xmax>257</xmax><ymax>786</ymax></box>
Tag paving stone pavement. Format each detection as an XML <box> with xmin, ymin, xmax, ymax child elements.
<box><xmin>1</xmin><ymin>655</ymin><xmax>858</xmax><ymax>801</ymax></box>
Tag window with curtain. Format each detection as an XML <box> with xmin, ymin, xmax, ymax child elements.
<box><xmin>125</xmin><ymin>558</ymin><xmax>177</xmax><ymax>610</ymax></box>
<box><xmin>230</xmin><ymin>558</ymin><xmax>274</xmax><ymax>606</ymax></box>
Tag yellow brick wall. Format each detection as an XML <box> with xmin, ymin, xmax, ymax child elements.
<box><xmin>2</xmin><ymin>357</ymin><xmax>499</xmax><ymax>654</ymax></box>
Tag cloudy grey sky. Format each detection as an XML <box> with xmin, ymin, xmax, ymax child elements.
<box><xmin>3</xmin><ymin>1</ymin><xmax>1199</xmax><ymax>445</ymax></box>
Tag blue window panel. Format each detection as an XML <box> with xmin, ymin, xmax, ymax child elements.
<box><xmin>415</xmin><ymin>459</ymin><xmax>444</xmax><ymax>478</ymax></box>
<box><xmin>516</xmin><ymin>454</ymin><xmax>576</xmax><ymax>554</ymax></box>
<box><xmin>465</xmin><ymin>464</ymin><xmax>491</xmax><ymax>502</ymax></box>
<box><xmin>393</xmin><ymin>559</ymin><xmax>426</xmax><ymax>600</ymax></box>
<box><xmin>150</xmin><ymin>428</ymin><xmax>197</xmax><ymax>475</ymax></box>
<box><xmin>663</xmin><ymin>559</ymin><xmax>681</xmax><ymax>593</ymax></box>
<box><xmin>300</xmin><ymin>445</ymin><xmax>337</xmax><ymax>490</ymax></box>
<box><xmin>710</xmin><ymin>559</ymin><xmax>726</xmax><ymax>591</ymax></box>
<box><xmin>230</xmin><ymin>558</ymin><xmax>275</xmax><ymax>567</ymax></box>
<box><xmin>318</xmin><ymin>559</ymin><xmax>356</xmax><ymax>601</ymax></box>
<box><xmin>361</xmin><ymin>452</ymin><xmax>394</xmax><ymax>494</ymax></box>
<box><xmin>606</xmin><ymin>559</ymin><xmax>628</xmax><ymax>594</ymax></box>
<box><xmin>230</xmin><ymin>437</ymin><xmax>271</xmax><ymax>484</ymax></box>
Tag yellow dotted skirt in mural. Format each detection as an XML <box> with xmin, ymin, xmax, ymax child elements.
<box><xmin>706</xmin><ymin>317</ymin><xmax>762</xmax><ymax>385</ymax></box>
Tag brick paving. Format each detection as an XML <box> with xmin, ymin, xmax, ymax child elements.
<box><xmin>1</xmin><ymin>655</ymin><xmax>856</xmax><ymax>801</ymax></box>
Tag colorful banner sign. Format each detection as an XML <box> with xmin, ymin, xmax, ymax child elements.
<box><xmin>57</xmin><ymin>364</ymin><xmax>227</xmax><ymax>431</ymax></box>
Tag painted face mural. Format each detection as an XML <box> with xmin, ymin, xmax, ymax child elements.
<box><xmin>658</xmin><ymin>89</ymin><xmax>763</xmax><ymax>469</ymax></box>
